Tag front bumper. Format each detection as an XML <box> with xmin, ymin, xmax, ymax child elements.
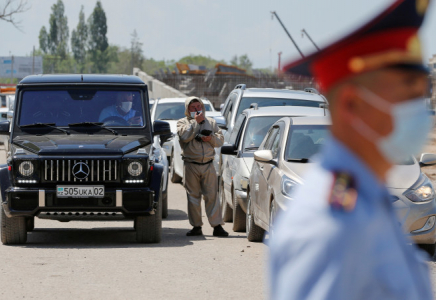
<box><xmin>162</xmin><ymin>140</ymin><xmax>173</xmax><ymax>157</ymax></box>
<box><xmin>3</xmin><ymin>186</ymin><xmax>156</xmax><ymax>218</ymax></box>
<box><xmin>392</xmin><ymin>189</ymin><xmax>436</xmax><ymax>245</ymax></box>
<box><xmin>235</xmin><ymin>189</ymin><xmax>248</xmax><ymax>213</ymax></box>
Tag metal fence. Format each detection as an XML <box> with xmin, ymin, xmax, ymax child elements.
<box><xmin>153</xmin><ymin>70</ymin><xmax>317</xmax><ymax>109</ymax></box>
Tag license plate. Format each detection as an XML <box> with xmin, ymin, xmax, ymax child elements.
<box><xmin>57</xmin><ymin>186</ymin><xmax>105</xmax><ymax>198</ymax></box>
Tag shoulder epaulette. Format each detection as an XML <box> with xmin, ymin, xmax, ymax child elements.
<box><xmin>328</xmin><ymin>172</ymin><xmax>358</xmax><ymax>212</ymax></box>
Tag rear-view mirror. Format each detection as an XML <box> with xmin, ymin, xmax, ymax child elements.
<box><xmin>419</xmin><ymin>153</ymin><xmax>436</xmax><ymax>166</ymax></box>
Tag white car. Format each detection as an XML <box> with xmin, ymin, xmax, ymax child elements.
<box><xmin>219</xmin><ymin>106</ymin><xmax>329</xmax><ymax>232</ymax></box>
<box><xmin>151</xmin><ymin>98</ymin><xmax>217</xmax><ymax>161</ymax></box>
<box><xmin>248</xmin><ymin>116</ymin><xmax>436</xmax><ymax>258</ymax></box>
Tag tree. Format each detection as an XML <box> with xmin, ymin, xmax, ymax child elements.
<box><xmin>130</xmin><ymin>30</ymin><xmax>144</xmax><ymax>73</ymax></box>
<box><xmin>230</xmin><ymin>54</ymin><xmax>253</xmax><ymax>72</ymax></box>
<box><xmin>48</xmin><ymin>0</ymin><xmax>69</xmax><ymax>58</ymax></box>
<box><xmin>71</xmin><ymin>6</ymin><xmax>88</xmax><ymax>72</ymax></box>
<box><xmin>39</xmin><ymin>26</ymin><xmax>49</xmax><ymax>53</ymax></box>
<box><xmin>88</xmin><ymin>1</ymin><xmax>109</xmax><ymax>72</ymax></box>
<box><xmin>0</xmin><ymin>0</ymin><xmax>29</xmax><ymax>30</ymax></box>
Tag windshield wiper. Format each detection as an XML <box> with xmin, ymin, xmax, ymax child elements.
<box><xmin>244</xmin><ymin>146</ymin><xmax>259</xmax><ymax>151</ymax></box>
<box><xmin>287</xmin><ymin>158</ymin><xmax>309</xmax><ymax>163</ymax></box>
<box><xmin>20</xmin><ymin>123</ymin><xmax>70</xmax><ymax>135</ymax></box>
<box><xmin>68</xmin><ymin>122</ymin><xmax>118</xmax><ymax>135</ymax></box>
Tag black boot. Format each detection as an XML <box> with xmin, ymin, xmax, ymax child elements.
<box><xmin>186</xmin><ymin>226</ymin><xmax>203</xmax><ymax>236</ymax></box>
<box><xmin>213</xmin><ymin>225</ymin><xmax>229</xmax><ymax>237</ymax></box>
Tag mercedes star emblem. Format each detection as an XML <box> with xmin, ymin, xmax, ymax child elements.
<box><xmin>72</xmin><ymin>162</ymin><xmax>90</xmax><ymax>180</ymax></box>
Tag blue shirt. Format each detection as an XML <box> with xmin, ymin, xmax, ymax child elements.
<box><xmin>99</xmin><ymin>105</ymin><xmax>143</xmax><ymax>125</ymax></box>
<box><xmin>269</xmin><ymin>138</ymin><xmax>432</xmax><ymax>300</ymax></box>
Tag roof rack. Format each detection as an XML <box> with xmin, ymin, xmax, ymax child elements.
<box><xmin>249</xmin><ymin>103</ymin><xmax>258</xmax><ymax>110</ymax></box>
<box><xmin>234</xmin><ymin>84</ymin><xmax>246</xmax><ymax>90</ymax></box>
<box><xmin>304</xmin><ymin>88</ymin><xmax>320</xmax><ymax>94</ymax></box>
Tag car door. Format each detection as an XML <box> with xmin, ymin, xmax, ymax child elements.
<box><xmin>257</xmin><ymin>125</ymin><xmax>282</xmax><ymax>223</ymax></box>
<box><xmin>222</xmin><ymin>93</ymin><xmax>238</xmax><ymax>142</ymax></box>
<box><xmin>255</xmin><ymin>126</ymin><xmax>279</xmax><ymax>212</ymax></box>
<box><xmin>222</xmin><ymin>114</ymin><xmax>246</xmax><ymax>205</ymax></box>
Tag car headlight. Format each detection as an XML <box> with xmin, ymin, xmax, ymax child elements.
<box><xmin>405</xmin><ymin>174</ymin><xmax>435</xmax><ymax>202</ymax></box>
<box><xmin>128</xmin><ymin>161</ymin><xmax>143</xmax><ymax>176</ymax></box>
<box><xmin>18</xmin><ymin>161</ymin><xmax>34</xmax><ymax>177</ymax></box>
<box><xmin>281</xmin><ymin>176</ymin><xmax>299</xmax><ymax>197</ymax></box>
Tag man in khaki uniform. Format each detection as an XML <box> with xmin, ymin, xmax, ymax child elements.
<box><xmin>177</xmin><ymin>97</ymin><xmax>228</xmax><ymax>237</ymax></box>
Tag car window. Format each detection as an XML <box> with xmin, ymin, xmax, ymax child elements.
<box><xmin>203</xmin><ymin>103</ymin><xmax>213</xmax><ymax>111</ymax></box>
<box><xmin>155</xmin><ymin>102</ymin><xmax>185</xmax><ymax>120</ymax></box>
<box><xmin>285</xmin><ymin>125</ymin><xmax>330</xmax><ymax>160</ymax></box>
<box><xmin>270</xmin><ymin>129</ymin><xmax>281</xmax><ymax>159</ymax></box>
<box><xmin>241</xmin><ymin>116</ymin><xmax>282</xmax><ymax>151</ymax></box>
<box><xmin>264</xmin><ymin>127</ymin><xmax>279</xmax><ymax>150</ymax></box>
<box><xmin>225</xmin><ymin>101</ymin><xmax>233</xmax><ymax>127</ymax></box>
<box><xmin>236</xmin><ymin>97</ymin><xmax>323</xmax><ymax>117</ymax></box>
<box><xmin>229</xmin><ymin>114</ymin><xmax>246</xmax><ymax>145</ymax></box>
<box><xmin>19</xmin><ymin>90</ymin><xmax>145</xmax><ymax>127</ymax></box>
<box><xmin>1</xmin><ymin>96</ymin><xmax>6</xmax><ymax>108</ymax></box>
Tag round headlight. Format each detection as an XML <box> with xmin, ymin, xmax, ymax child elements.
<box><xmin>128</xmin><ymin>162</ymin><xmax>143</xmax><ymax>176</ymax></box>
<box><xmin>19</xmin><ymin>161</ymin><xmax>34</xmax><ymax>177</ymax></box>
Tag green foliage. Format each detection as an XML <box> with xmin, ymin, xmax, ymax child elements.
<box><xmin>230</xmin><ymin>54</ymin><xmax>253</xmax><ymax>72</ymax></box>
<box><xmin>88</xmin><ymin>1</ymin><xmax>109</xmax><ymax>72</ymax></box>
<box><xmin>71</xmin><ymin>6</ymin><xmax>88</xmax><ymax>72</ymax></box>
<box><xmin>39</xmin><ymin>26</ymin><xmax>49</xmax><ymax>53</ymax></box>
<box><xmin>48</xmin><ymin>0</ymin><xmax>69</xmax><ymax>59</ymax></box>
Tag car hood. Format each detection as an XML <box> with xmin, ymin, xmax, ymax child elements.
<box><xmin>386</xmin><ymin>163</ymin><xmax>420</xmax><ymax>189</ymax></box>
<box><xmin>12</xmin><ymin>135</ymin><xmax>151</xmax><ymax>155</ymax></box>
<box><xmin>279</xmin><ymin>160</ymin><xmax>420</xmax><ymax>189</ymax></box>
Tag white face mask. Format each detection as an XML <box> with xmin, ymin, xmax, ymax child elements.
<box><xmin>119</xmin><ymin>101</ymin><xmax>132</xmax><ymax>113</ymax></box>
<box><xmin>352</xmin><ymin>87</ymin><xmax>432</xmax><ymax>164</ymax></box>
<box><xmin>190</xmin><ymin>110</ymin><xmax>202</xmax><ymax>118</ymax></box>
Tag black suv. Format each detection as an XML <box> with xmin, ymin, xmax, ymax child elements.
<box><xmin>0</xmin><ymin>74</ymin><xmax>171</xmax><ymax>244</ymax></box>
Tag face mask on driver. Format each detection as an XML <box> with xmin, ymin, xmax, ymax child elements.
<box><xmin>119</xmin><ymin>101</ymin><xmax>132</xmax><ymax>113</ymax></box>
<box><xmin>352</xmin><ymin>86</ymin><xmax>432</xmax><ymax>164</ymax></box>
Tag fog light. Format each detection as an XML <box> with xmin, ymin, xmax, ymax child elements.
<box><xmin>412</xmin><ymin>216</ymin><xmax>436</xmax><ymax>233</ymax></box>
<box><xmin>125</xmin><ymin>180</ymin><xmax>144</xmax><ymax>184</ymax></box>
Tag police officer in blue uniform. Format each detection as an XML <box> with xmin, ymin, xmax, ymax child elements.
<box><xmin>269</xmin><ymin>0</ymin><xmax>434</xmax><ymax>299</ymax></box>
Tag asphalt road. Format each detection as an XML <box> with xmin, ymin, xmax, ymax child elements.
<box><xmin>0</xmin><ymin>178</ymin><xmax>267</xmax><ymax>300</ymax></box>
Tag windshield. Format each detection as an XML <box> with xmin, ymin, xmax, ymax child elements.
<box><xmin>19</xmin><ymin>90</ymin><xmax>145</xmax><ymax>127</ymax></box>
<box><xmin>204</xmin><ymin>103</ymin><xmax>213</xmax><ymax>111</ymax></box>
<box><xmin>285</xmin><ymin>125</ymin><xmax>330</xmax><ymax>160</ymax></box>
<box><xmin>155</xmin><ymin>102</ymin><xmax>185</xmax><ymax>120</ymax></box>
<box><xmin>237</xmin><ymin>97</ymin><xmax>323</xmax><ymax>117</ymax></box>
<box><xmin>242</xmin><ymin>116</ymin><xmax>282</xmax><ymax>150</ymax></box>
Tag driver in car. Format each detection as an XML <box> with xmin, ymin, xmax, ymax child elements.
<box><xmin>99</xmin><ymin>91</ymin><xmax>143</xmax><ymax>125</ymax></box>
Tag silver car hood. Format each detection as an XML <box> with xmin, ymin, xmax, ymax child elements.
<box><xmin>386</xmin><ymin>163</ymin><xmax>420</xmax><ymax>189</ymax></box>
<box><xmin>279</xmin><ymin>161</ymin><xmax>420</xmax><ymax>190</ymax></box>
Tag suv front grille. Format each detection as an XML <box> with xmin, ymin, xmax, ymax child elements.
<box><xmin>43</xmin><ymin>159</ymin><xmax>119</xmax><ymax>183</ymax></box>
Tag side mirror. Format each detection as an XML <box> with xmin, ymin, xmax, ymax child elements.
<box><xmin>218</xmin><ymin>123</ymin><xmax>227</xmax><ymax>130</ymax></box>
<box><xmin>160</xmin><ymin>133</ymin><xmax>173</xmax><ymax>146</ymax></box>
<box><xmin>221</xmin><ymin>144</ymin><xmax>237</xmax><ymax>155</ymax></box>
<box><xmin>153</xmin><ymin>120</ymin><xmax>171</xmax><ymax>136</ymax></box>
<box><xmin>254</xmin><ymin>150</ymin><xmax>277</xmax><ymax>165</ymax></box>
<box><xmin>220</xmin><ymin>104</ymin><xmax>224</xmax><ymax>111</ymax></box>
<box><xmin>419</xmin><ymin>153</ymin><xmax>436</xmax><ymax>166</ymax></box>
<box><xmin>0</xmin><ymin>121</ymin><xmax>10</xmax><ymax>135</ymax></box>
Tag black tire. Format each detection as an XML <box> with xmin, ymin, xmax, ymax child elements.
<box><xmin>135</xmin><ymin>186</ymin><xmax>162</xmax><ymax>243</ymax></box>
<box><xmin>418</xmin><ymin>243</ymin><xmax>436</xmax><ymax>258</ymax></box>
<box><xmin>220</xmin><ymin>179</ymin><xmax>233</xmax><ymax>222</ymax></box>
<box><xmin>162</xmin><ymin>182</ymin><xmax>168</xmax><ymax>219</ymax></box>
<box><xmin>232</xmin><ymin>189</ymin><xmax>246</xmax><ymax>232</ymax></box>
<box><xmin>1</xmin><ymin>205</ymin><xmax>27</xmax><ymax>245</ymax></box>
<box><xmin>170</xmin><ymin>152</ymin><xmax>182</xmax><ymax>183</ymax></box>
<box><xmin>26</xmin><ymin>217</ymin><xmax>35</xmax><ymax>232</ymax></box>
<box><xmin>246</xmin><ymin>193</ymin><xmax>265</xmax><ymax>242</ymax></box>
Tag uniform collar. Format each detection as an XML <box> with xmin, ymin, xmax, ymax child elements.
<box><xmin>320</xmin><ymin>137</ymin><xmax>388</xmax><ymax>200</ymax></box>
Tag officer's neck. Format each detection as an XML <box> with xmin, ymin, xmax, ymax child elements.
<box><xmin>332</xmin><ymin>131</ymin><xmax>391</xmax><ymax>183</ymax></box>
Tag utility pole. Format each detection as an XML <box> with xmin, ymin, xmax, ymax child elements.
<box><xmin>271</xmin><ymin>11</ymin><xmax>304</xmax><ymax>58</ymax></box>
<box><xmin>301</xmin><ymin>29</ymin><xmax>320</xmax><ymax>51</ymax></box>
<box><xmin>32</xmin><ymin>46</ymin><xmax>35</xmax><ymax>75</ymax></box>
<box><xmin>278</xmin><ymin>52</ymin><xmax>282</xmax><ymax>75</ymax></box>
<box><xmin>10</xmin><ymin>55</ymin><xmax>14</xmax><ymax>83</ymax></box>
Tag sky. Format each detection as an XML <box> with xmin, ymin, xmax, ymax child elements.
<box><xmin>1</xmin><ymin>0</ymin><xmax>436</xmax><ymax>70</ymax></box>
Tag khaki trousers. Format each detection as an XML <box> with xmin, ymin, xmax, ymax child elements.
<box><xmin>183</xmin><ymin>162</ymin><xmax>224</xmax><ymax>227</ymax></box>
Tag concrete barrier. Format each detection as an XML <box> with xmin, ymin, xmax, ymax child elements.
<box><xmin>133</xmin><ymin>68</ymin><xmax>187</xmax><ymax>99</ymax></box>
